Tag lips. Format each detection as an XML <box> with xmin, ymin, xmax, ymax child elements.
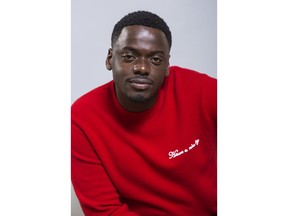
<box><xmin>128</xmin><ymin>78</ymin><xmax>152</xmax><ymax>90</ymax></box>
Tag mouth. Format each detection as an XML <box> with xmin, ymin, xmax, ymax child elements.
<box><xmin>128</xmin><ymin>78</ymin><xmax>152</xmax><ymax>90</ymax></box>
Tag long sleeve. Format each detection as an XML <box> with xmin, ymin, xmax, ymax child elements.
<box><xmin>71</xmin><ymin>121</ymin><xmax>139</xmax><ymax>216</ymax></box>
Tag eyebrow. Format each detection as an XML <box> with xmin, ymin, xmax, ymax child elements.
<box><xmin>121</xmin><ymin>46</ymin><xmax>166</xmax><ymax>56</ymax></box>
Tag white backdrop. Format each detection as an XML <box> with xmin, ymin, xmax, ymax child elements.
<box><xmin>71</xmin><ymin>0</ymin><xmax>216</xmax><ymax>215</ymax></box>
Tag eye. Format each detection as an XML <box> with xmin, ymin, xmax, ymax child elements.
<box><xmin>122</xmin><ymin>54</ymin><xmax>136</xmax><ymax>62</ymax></box>
<box><xmin>150</xmin><ymin>57</ymin><xmax>162</xmax><ymax>65</ymax></box>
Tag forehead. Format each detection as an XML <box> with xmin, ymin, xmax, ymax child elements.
<box><xmin>114</xmin><ymin>25</ymin><xmax>169</xmax><ymax>52</ymax></box>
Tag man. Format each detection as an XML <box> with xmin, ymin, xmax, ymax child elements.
<box><xmin>72</xmin><ymin>11</ymin><xmax>217</xmax><ymax>216</ymax></box>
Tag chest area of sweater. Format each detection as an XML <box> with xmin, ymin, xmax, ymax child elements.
<box><xmin>89</xmin><ymin>104</ymin><xmax>215</xmax><ymax>157</ymax></box>
<box><xmin>92</xmin><ymin>116</ymin><xmax>215</xmax><ymax>174</ymax></box>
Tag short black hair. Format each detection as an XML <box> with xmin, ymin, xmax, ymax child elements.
<box><xmin>111</xmin><ymin>11</ymin><xmax>172</xmax><ymax>50</ymax></box>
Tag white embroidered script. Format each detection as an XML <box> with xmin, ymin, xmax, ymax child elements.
<box><xmin>168</xmin><ymin>139</ymin><xmax>200</xmax><ymax>159</ymax></box>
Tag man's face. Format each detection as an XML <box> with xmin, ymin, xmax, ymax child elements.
<box><xmin>106</xmin><ymin>25</ymin><xmax>170</xmax><ymax>112</ymax></box>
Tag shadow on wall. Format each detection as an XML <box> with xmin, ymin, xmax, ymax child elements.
<box><xmin>71</xmin><ymin>186</ymin><xmax>84</xmax><ymax>216</ymax></box>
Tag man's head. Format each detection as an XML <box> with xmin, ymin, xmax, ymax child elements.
<box><xmin>106</xmin><ymin>11</ymin><xmax>171</xmax><ymax>112</ymax></box>
<box><xmin>111</xmin><ymin>11</ymin><xmax>172</xmax><ymax>50</ymax></box>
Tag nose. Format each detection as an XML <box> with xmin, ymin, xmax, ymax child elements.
<box><xmin>133</xmin><ymin>59</ymin><xmax>150</xmax><ymax>75</ymax></box>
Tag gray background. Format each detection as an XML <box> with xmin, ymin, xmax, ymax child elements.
<box><xmin>71</xmin><ymin>0</ymin><xmax>216</xmax><ymax>215</ymax></box>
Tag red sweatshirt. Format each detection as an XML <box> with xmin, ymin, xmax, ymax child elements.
<box><xmin>71</xmin><ymin>66</ymin><xmax>217</xmax><ymax>216</ymax></box>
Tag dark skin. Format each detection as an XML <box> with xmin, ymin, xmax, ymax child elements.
<box><xmin>106</xmin><ymin>25</ymin><xmax>170</xmax><ymax>112</ymax></box>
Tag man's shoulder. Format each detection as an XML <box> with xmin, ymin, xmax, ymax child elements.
<box><xmin>72</xmin><ymin>81</ymin><xmax>113</xmax><ymax>112</ymax></box>
<box><xmin>168</xmin><ymin>66</ymin><xmax>217</xmax><ymax>118</ymax></box>
<box><xmin>169</xmin><ymin>66</ymin><xmax>216</xmax><ymax>79</ymax></box>
<box><xmin>168</xmin><ymin>66</ymin><xmax>216</xmax><ymax>87</ymax></box>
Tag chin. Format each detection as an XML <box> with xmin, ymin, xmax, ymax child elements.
<box><xmin>127</xmin><ymin>95</ymin><xmax>148</xmax><ymax>104</ymax></box>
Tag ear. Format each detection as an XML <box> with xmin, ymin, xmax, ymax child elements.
<box><xmin>105</xmin><ymin>48</ymin><xmax>113</xmax><ymax>71</ymax></box>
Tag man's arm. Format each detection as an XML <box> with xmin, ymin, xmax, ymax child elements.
<box><xmin>71</xmin><ymin>122</ymin><xmax>139</xmax><ymax>216</ymax></box>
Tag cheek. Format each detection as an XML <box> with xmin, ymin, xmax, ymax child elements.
<box><xmin>112</xmin><ymin>66</ymin><xmax>128</xmax><ymax>89</ymax></box>
<box><xmin>153</xmin><ymin>71</ymin><xmax>167</xmax><ymax>85</ymax></box>
<box><xmin>111</xmin><ymin>60</ymin><xmax>123</xmax><ymax>78</ymax></box>
<box><xmin>112</xmin><ymin>58</ymin><xmax>121</xmax><ymax>71</ymax></box>
<box><xmin>112</xmin><ymin>72</ymin><xmax>123</xmax><ymax>86</ymax></box>
<box><xmin>112</xmin><ymin>59</ymin><xmax>131</xmax><ymax>75</ymax></box>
